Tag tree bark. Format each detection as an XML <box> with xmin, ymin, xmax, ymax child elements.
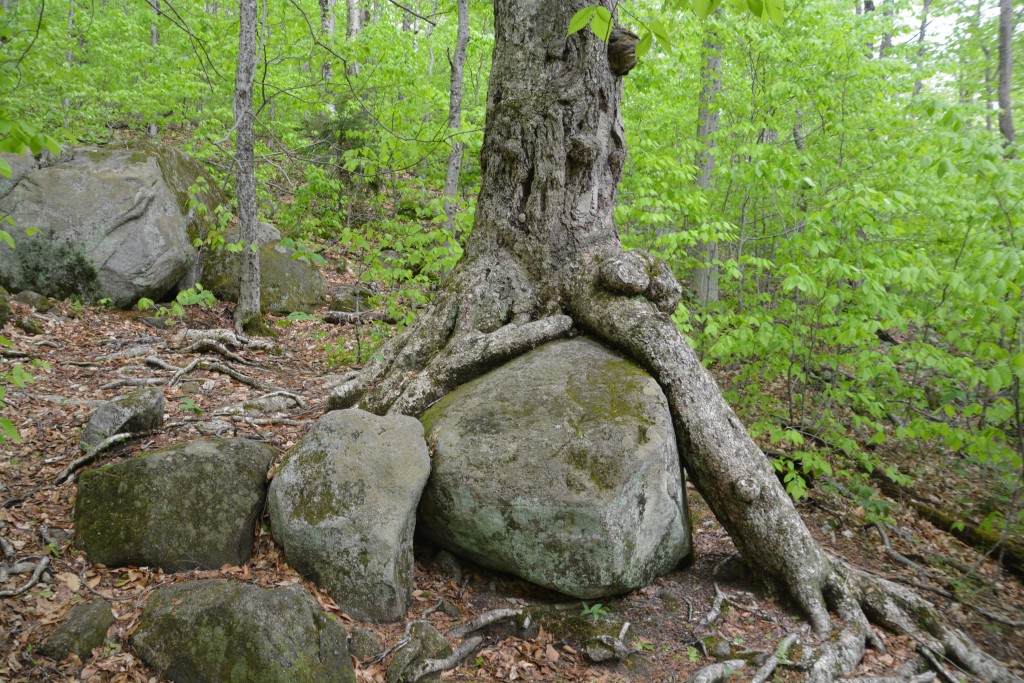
<box><xmin>442</xmin><ymin>0</ymin><xmax>469</xmax><ymax>235</ymax></box>
<box><xmin>998</xmin><ymin>0</ymin><xmax>1016</xmax><ymax>148</ymax></box>
<box><xmin>912</xmin><ymin>0</ymin><xmax>932</xmax><ymax>97</ymax></box>
<box><xmin>329</xmin><ymin>2</ymin><xmax>1020</xmax><ymax>680</ymax></box>
<box><xmin>693</xmin><ymin>12</ymin><xmax>722</xmax><ymax>306</ymax></box>
<box><xmin>346</xmin><ymin>0</ymin><xmax>360</xmax><ymax>39</ymax></box>
<box><xmin>320</xmin><ymin>0</ymin><xmax>336</xmax><ymax>80</ymax></box>
<box><xmin>233</xmin><ymin>0</ymin><xmax>261</xmax><ymax>333</ymax></box>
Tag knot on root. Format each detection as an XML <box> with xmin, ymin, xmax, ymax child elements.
<box><xmin>599</xmin><ymin>251</ymin><xmax>682</xmax><ymax>314</ymax></box>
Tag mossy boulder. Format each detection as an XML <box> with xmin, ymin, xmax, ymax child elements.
<box><xmin>417</xmin><ymin>337</ymin><xmax>691</xmax><ymax>599</ymax></box>
<box><xmin>13</xmin><ymin>290</ymin><xmax>53</xmax><ymax>311</ymax></box>
<box><xmin>39</xmin><ymin>599</ymin><xmax>114</xmax><ymax>661</ymax></box>
<box><xmin>329</xmin><ymin>285</ymin><xmax>372</xmax><ymax>313</ymax></box>
<box><xmin>0</xmin><ymin>142</ymin><xmax>225</xmax><ymax>307</ymax></box>
<box><xmin>74</xmin><ymin>437</ymin><xmax>274</xmax><ymax>571</ymax></box>
<box><xmin>268</xmin><ymin>409</ymin><xmax>430</xmax><ymax>622</ymax></box>
<box><xmin>133</xmin><ymin>579</ymin><xmax>355</xmax><ymax>683</ymax></box>
<box><xmin>79</xmin><ymin>387</ymin><xmax>165</xmax><ymax>452</ymax></box>
<box><xmin>201</xmin><ymin>222</ymin><xmax>326</xmax><ymax>314</ymax></box>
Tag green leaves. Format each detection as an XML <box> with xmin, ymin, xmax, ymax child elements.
<box><xmin>567</xmin><ymin>7</ymin><xmax>596</xmax><ymax>36</ymax></box>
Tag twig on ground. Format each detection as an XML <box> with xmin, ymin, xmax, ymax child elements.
<box><xmin>200</xmin><ymin>361</ymin><xmax>279</xmax><ymax>392</ymax></box>
<box><xmin>406</xmin><ymin>636</ymin><xmax>484</xmax><ymax>682</ymax></box>
<box><xmin>55</xmin><ymin>432</ymin><xmax>135</xmax><ymax>484</ymax></box>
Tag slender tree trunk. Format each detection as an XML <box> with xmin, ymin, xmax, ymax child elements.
<box><xmin>327</xmin><ymin>3</ymin><xmax>1020</xmax><ymax>680</ymax></box>
<box><xmin>912</xmin><ymin>0</ymin><xmax>932</xmax><ymax>96</ymax></box>
<box><xmin>442</xmin><ymin>0</ymin><xmax>469</xmax><ymax>235</ymax></box>
<box><xmin>149</xmin><ymin>0</ymin><xmax>160</xmax><ymax>46</ymax></box>
<box><xmin>693</xmin><ymin>12</ymin><xmax>722</xmax><ymax>306</ymax></box>
<box><xmin>233</xmin><ymin>0</ymin><xmax>261</xmax><ymax>333</ymax></box>
<box><xmin>998</xmin><ymin>0</ymin><xmax>1016</xmax><ymax>148</ymax></box>
<box><xmin>346</xmin><ymin>0</ymin><xmax>360</xmax><ymax>39</ymax></box>
<box><xmin>320</xmin><ymin>0</ymin><xmax>336</xmax><ymax>81</ymax></box>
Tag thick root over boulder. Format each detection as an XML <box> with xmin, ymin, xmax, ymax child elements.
<box><xmin>331</xmin><ymin>251</ymin><xmax>1020</xmax><ymax>683</ymax></box>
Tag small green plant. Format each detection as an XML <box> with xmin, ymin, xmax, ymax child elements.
<box><xmin>580</xmin><ymin>602</ymin><xmax>609</xmax><ymax>622</ymax></box>
<box><xmin>686</xmin><ymin>645</ymin><xmax>700</xmax><ymax>662</ymax></box>
<box><xmin>152</xmin><ymin>284</ymin><xmax>218</xmax><ymax>320</ymax></box>
<box><xmin>178</xmin><ymin>398</ymin><xmax>202</xmax><ymax>415</ymax></box>
<box><xmin>137</xmin><ymin>297</ymin><xmax>155</xmax><ymax>312</ymax></box>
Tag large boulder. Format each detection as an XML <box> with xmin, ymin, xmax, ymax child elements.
<box><xmin>133</xmin><ymin>579</ymin><xmax>355</xmax><ymax>683</ymax></box>
<box><xmin>74</xmin><ymin>437</ymin><xmax>274</xmax><ymax>571</ymax></box>
<box><xmin>39</xmin><ymin>599</ymin><xmax>114</xmax><ymax>661</ymax></box>
<box><xmin>0</xmin><ymin>143</ymin><xmax>224</xmax><ymax>306</ymax></box>
<box><xmin>417</xmin><ymin>337</ymin><xmax>691</xmax><ymax>599</ymax></box>
<box><xmin>201</xmin><ymin>222</ymin><xmax>326</xmax><ymax>314</ymax></box>
<box><xmin>79</xmin><ymin>386</ymin><xmax>165</xmax><ymax>452</ymax></box>
<box><xmin>268</xmin><ymin>409</ymin><xmax>430</xmax><ymax>622</ymax></box>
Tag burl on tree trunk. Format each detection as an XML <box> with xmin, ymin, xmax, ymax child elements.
<box><xmin>331</xmin><ymin>2</ymin><xmax>1018</xmax><ymax>680</ymax></box>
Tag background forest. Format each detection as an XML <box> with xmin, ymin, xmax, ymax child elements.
<box><xmin>1</xmin><ymin>0</ymin><xmax>1022</xmax><ymax>588</ymax></box>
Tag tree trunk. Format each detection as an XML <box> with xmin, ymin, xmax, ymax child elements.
<box><xmin>912</xmin><ymin>0</ymin><xmax>932</xmax><ymax>97</ymax></box>
<box><xmin>998</xmin><ymin>0</ymin><xmax>1016</xmax><ymax>148</ymax></box>
<box><xmin>233</xmin><ymin>0</ymin><xmax>261</xmax><ymax>334</ymax></box>
<box><xmin>442</xmin><ymin>0</ymin><xmax>469</xmax><ymax>235</ymax></box>
<box><xmin>330</xmin><ymin>2</ymin><xmax>1019</xmax><ymax>680</ymax></box>
<box><xmin>693</xmin><ymin>12</ymin><xmax>722</xmax><ymax>306</ymax></box>
<box><xmin>346</xmin><ymin>0</ymin><xmax>360</xmax><ymax>39</ymax></box>
<box><xmin>320</xmin><ymin>0</ymin><xmax>336</xmax><ymax>80</ymax></box>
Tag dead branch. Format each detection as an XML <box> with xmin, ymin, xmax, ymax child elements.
<box><xmin>55</xmin><ymin>432</ymin><xmax>135</xmax><ymax>484</ymax></box>
<box><xmin>406</xmin><ymin>635</ymin><xmax>484</xmax><ymax>682</ymax></box>
<box><xmin>0</xmin><ymin>556</ymin><xmax>50</xmax><ymax>598</ymax></box>
<box><xmin>845</xmin><ymin>675</ymin><xmax>936</xmax><ymax>683</ymax></box>
<box><xmin>446</xmin><ymin>608</ymin><xmax>523</xmax><ymax>639</ymax></box>
<box><xmin>220</xmin><ymin>416</ymin><xmax>307</xmax><ymax>426</ymax></box>
<box><xmin>0</xmin><ymin>349</ymin><xmax>31</xmax><ymax>358</ymax></box>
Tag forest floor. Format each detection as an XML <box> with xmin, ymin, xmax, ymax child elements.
<box><xmin>1</xmin><ymin>249</ymin><xmax>1022</xmax><ymax>683</ymax></box>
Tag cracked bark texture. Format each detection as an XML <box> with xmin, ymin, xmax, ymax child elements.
<box><xmin>329</xmin><ymin>2</ymin><xmax>1019</xmax><ymax>680</ymax></box>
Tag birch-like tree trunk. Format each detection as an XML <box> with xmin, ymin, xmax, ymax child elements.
<box><xmin>346</xmin><ymin>0</ymin><xmax>360</xmax><ymax>39</ymax></box>
<box><xmin>320</xmin><ymin>0</ymin><xmax>336</xmax><ymax>80</ymax></box>
<box><xmin>442</xmin><ymin>0</ymin><xmax>469</xmax><ymax>235</ymax></box>
<box><xmin>693</xmin><ymin>13</ymin><xmax>722</xmax><ymax>306</ymax></box>
<box><xmin>328</xmin><ymin>2</ymin><xmax>1020</xmax><ymax>680</ymax></box>
<box><xmin>233</xmin><ymin>0</ymin><xmax>261</xmax><ymax>333</ymax></box>
<box><xmin>998</xmin><ymin>0</ymin><xmax>1016</xmax><ymax>148</ymax></box>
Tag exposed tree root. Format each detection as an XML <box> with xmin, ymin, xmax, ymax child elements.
<box><xmin>686</xmin><ymin>659</ymin><xmax>746</xmax><ymax>683</ymax></box>
<box><xmin>750</xmin><ymin>633</ymin><xmax>799</xmax><ymax>683</ymax></box>
<box><xmin>0</xmin><ymin>556</ymin><xmax>50</xmax><ymax>598</ymax></box>
<box><xmin>333</xmin><ymin>252</ymin><xmax>1021</xmax><ymax>683</ymax></box>
<box><xmin>406</xmin><ymin>636</ymin><xmax>484</xmax><ymax>683</ymax></box>
<box><xmin>55</xmin><ymin>432</ymin><xmax>136</xmax><ymax>484</ymax></box>
<box><xmin>446</xmin><ymin>607</ymin><xmax>524</xmax><ymax>639</ymax></box>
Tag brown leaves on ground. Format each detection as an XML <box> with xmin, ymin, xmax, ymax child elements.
<box><xmin>1</xmin><ymin>272</ymin><xmax>1022</xmax><ymax>682</ymax></box>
